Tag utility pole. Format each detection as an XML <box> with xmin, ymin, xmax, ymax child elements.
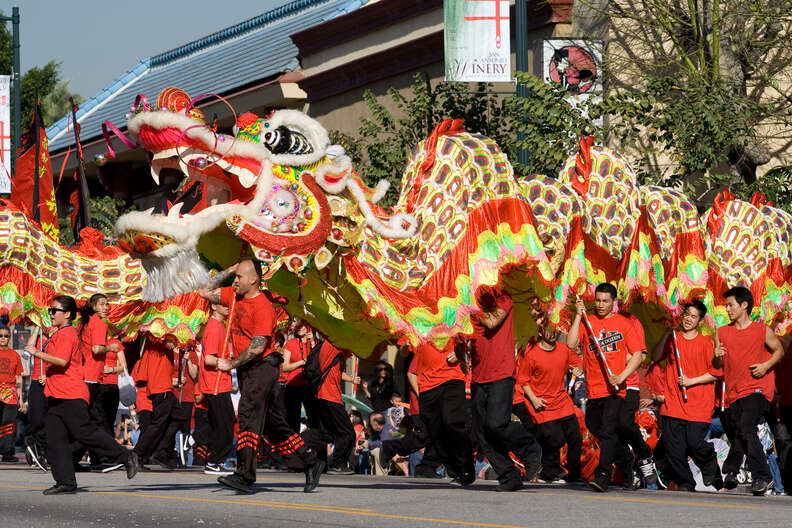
<box><xmin>515</xmin><ymin>0</ymin><xmax>529</xmax><ymax>166</ymax></box>
<box><xmin>0</xmin><ymin>6</ymin><xmax>20</xmax><ymax>179</ymax></box>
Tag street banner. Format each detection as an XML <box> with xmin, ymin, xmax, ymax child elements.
<box><xmin>0</xmin><ymin>75</ymin><xmax>10</xmax><ymax>192</ymax></box>
<box><xmin>444</xmin><ymin>0</ymin><xmax>511</xmax><ymax>82</ymax></box>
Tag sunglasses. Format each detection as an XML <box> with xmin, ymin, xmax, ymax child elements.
<box><xmin>48</xmin><ymin>307</ymin><xmax>68</xmax><ymax>315</ymax></box>
<box><xmin>0</xmin><ymin>334</ymin><xmax>9</xmax><ymax>338</ymax></box>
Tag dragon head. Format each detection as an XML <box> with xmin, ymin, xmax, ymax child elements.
<box><xmin>114</xmin><ymin>88</ymin><xmax>416</xmax><ymax>301</ymax></box>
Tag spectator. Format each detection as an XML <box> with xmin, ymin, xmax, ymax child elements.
<box><xmin>115</xmin><ymin>414</ymin><xmax>134</xmax><ymax>446</ymax></box>
<box><xmin>363</xmin><ymin>361</ymin><xmax>394</xmax><ymax>412</ymax></box>
<box><xmin>362</xmin><ymin>412</ymin><xmax>398</xmax><ymax>475</ymax></box>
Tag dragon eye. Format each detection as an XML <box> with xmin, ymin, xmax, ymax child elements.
<box><xmin>263</xmin><ymin>130</ymin><xmax>280</xmax><ymax>147</ymax></box>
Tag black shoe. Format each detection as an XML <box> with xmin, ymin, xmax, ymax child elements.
<box><xmin>677</xmin><ymin>483</ymin><xmax>696</xmax><ymax>492</ymax></box>
<box><xmin>449</xmin><ymin>473</ymin><xmax>475</xmax><ymax>487</ymax></box>
<box><xmin>1</xmin><ymin>454</ymin><xmax>19</xmax><ymax>463</ymax></box>
<box><xmin>588</xmin><ymin>474</ymin><xmax>609</xmax><ymax>493</ymax></box>
<box><xmin>218</xmin><ymin>474</ymin><xmax>253</xmax><ymax>494</ymax></box>
<box><xmin>74</xmin><ymin>464</ymin><xmax>91</xmax><ymax>473</ymax></box>
<box><xmin>521</xmin><ymin>451</ymin><xmax>541</xmax><ymax>482</ymax></box>
<box><xmin>751</xmin><ymin>478</ymin><xmax>773</xmax><ymax>496</ymax></box>
<box><xmin>204</xmin><ymin>463</ymin><xmax>233</xmax><ymax>476</ymax></box>
<box><xmin>125</xmin><ymin>452</ymin><xmax>139</xmax><ymax>479</ymax></box>
<box><xmin>150</xmin><ymin>454</ymin><xmax>175</xmax><ymax>471</ymax></box>
<box><xmin>637</xmin><ymin>457</ymin><xmax>659</xmax><ymax>490</ymax></box>
<box><xmin>724</xmin><ymin>472</ymin><xmax>738</xmax><ymax>490</ymax></box>
<box><xmin>327</xmin><ymin>466</ymin><xmax>354</xmax><ymax>475</ymax></box>
<box><xmin>703</xmin><ymin>474</ymin><xmax>724</xmax><ymax>490</ymax></box>
<box><xmin>622</xmin><ymin>464</ymin><xmax>637</xmax><ymax>491</ymax></box>
<box><xmin>304</xmin><ymin>459</ymin><xmax>325</xmax><ymax>493</ymax></box>
<box><xmin>495</xmin><ymin>478</ymin><xmax>523</xmax><ymax>492</ymax></box>
<box><xmin>43</xmin><ymin>483</ymin><xmax>77</xmax><ymax>495</ymax></box>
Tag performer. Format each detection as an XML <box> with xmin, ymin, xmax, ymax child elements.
<box><xmin>309</xmin><ymin>339</ymin><xmax>359</xmax><ymax>474</ymax></box>
<box><xmin>714</xmin><ymin>286</ymin><xmax>785</xmax><ymax>495</ymax></box>
<box><xmin>414</xmin><ymin>341</ymin><xmax>474</xmax><ymax>486</ymax></box>
<box><xmin>193</xmin><ymin>303</ymin><xmax>235</xmax><ymax>475</ymax></box>
<box><xmin>281</xmin><ymin>320</ymin><xmax>312</xmax><ymax>432</ymax></box>
<box><xmin>132</xmin><ymin>336</ymin><xmax>179</xmax><ymax>469</ymax></box>
<box><xmin>199</xmin><ymin>260</ymin><xmax>322</xmax><ymax>493</ymax></box>
<box><xmin>621</xmin><ymin>313</ymin><xmax>661</xmax><ymax>489</ymax></box>
<box><xmin>130</xmin><ymin>356</ymin><xmax>153</xmax><ymax>439</ymax></box>
<box><xmin>0</xmin><ymin>325</ymin><xmax>23</xmax><ymax>462</ymax></box>
<box><xmin>24</xmin><ymin>330</ymin><xmax>48</xmax><ymax>469</ymax></box>
<box><xmin>76</xmin><ymin>293</ymin><xmax>119</xmax><ymax>469</ymax></box>
<box><xmin>567</xmin><ymin>283</ymin><xmax>645</xmax><ymax>492</ymax></box>
<box><xmin>470</xmin><ymin>288</ymin><xmax>540</xmax><ymax>492</ymax></box>
<box><xmin>652</xmin><ymin>300</ymin><xmax>723</xmax><ymax>491</ymax></box>
<box><xmin>518</xmin><ymin>323</ymin><xmax>583</xmax><ymax>484</ymax></box>
<box><xmin>26</xmin><ymin>295</ymin><xmax>137</xmax><ymax>494</ymax></box>
<box><xmin>99</xmin><ymin>338</ymin><xmax>126</xmax><ymax>459</ymax></box>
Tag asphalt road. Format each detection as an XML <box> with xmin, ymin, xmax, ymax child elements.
<box><xmin>1</xmin><ymin>465</ymin><xmax>791</xmax><ymax>528</ymax></box>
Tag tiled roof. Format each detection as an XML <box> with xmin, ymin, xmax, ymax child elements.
<box><xmin>47</xmin><ymin>0</ymin><xmax>370</xmax><ymax>152</ymax></box>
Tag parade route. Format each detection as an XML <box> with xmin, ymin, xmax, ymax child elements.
<box><xmin>1</xmin><ymin>466</ymin><xmax>790</xmax><ymax>528</ymax></box>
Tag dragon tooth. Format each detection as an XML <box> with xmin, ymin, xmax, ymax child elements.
<box><xmin>168</xmin><ymin>202</ymin><xmax>184</xmax><ymax>218</ymax></box>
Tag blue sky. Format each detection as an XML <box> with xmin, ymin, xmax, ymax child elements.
<box><xmin>4</xmin><ymin>0</ymin><xmax>291</xmax><ymax>99</ymax></box>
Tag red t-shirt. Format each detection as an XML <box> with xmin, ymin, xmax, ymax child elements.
<box><xmin>142</xmin><ymin>339</ymin><xmax>176</xmax><ymax>395</ymax></box>
<box><xmin>414</xmin><ymin>342</ymin><xmax>465</xmax><ymax>393</ymax></box>
<box><xmin>220</xmin><ymin>287</ymin><xmax>276</xmax><ymax>360</ymax></box>
<box><xmin>514</xmin><ymin>348</ymin><xmax>530</xmax><ymax>405</ymax></box>
<box><xmin>646</xmin><ymin>362</ymin><xmax>665</xmax><ymax>396</ymax></box>
<box><xmin>283</xmin><ymin>338</ymin><xmax>309</xmax><ymax>387</ymax></box>
<box><xmin>624</xmin><ymin>315</ymin><xmax>647</xmax><ymax>390</ymax></box>
<box><xmin>0</xmin><ymin>348</ymin><xmax>23</xmax><ymax>404</ymax></box>
<box><xmin>660</xmin><ymin>332</ymin><xmax>721</xmax><ymax>423</ymax></box>
<box><xmin>198</xmin><ymin>317</ymin><xmax>232</xmax><ymax>395</ymax></box>
<box><xmin>175</xmin><ymin>348</ymin><xmax>199</xmax><ymax>401</ymax></box>
<box><xmin>777</xmin><ymin>343</ymin><xmax>792</xmax><ymax>408</ymax></box>
<box><xmin>102</xmin><ymin>339</ymin><xmax>123</xmax><ymax>385</ymax></box>
<box><xmin>44</xmin><ymin>325</ymin><xmax>89</xmax><ymax>402</ymax></box>
<box><xmin>718</xmin><ymin>321</ymin><xmax>775</xmax><ymax>405</ymax></box>
<box><xmin>518</xmin><ymin>342</ymin><xmax>581</xmax><ymax>424</ymax></box>
<box><xmin>472</xmin><ymin>293</ymin><xmax>516</xmax><ymax>384</ymax></box>
<box><xmin>578</xmin><ymin>313</ymin><xmax>641</xmax><ymax>399</ymax></box>
<box><xmin>317</xmin><ymin>341</ymin><xmax>345</xmax><ymax>404</ymax></box>
<box><xmin>81</xmin><ymin>315</ymin><xmax>108</xmax><ymax>383</ymax></box>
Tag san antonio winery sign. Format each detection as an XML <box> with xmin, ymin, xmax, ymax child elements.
<box><xmin>444</xmin><ymin>0</ymin><xmax>511</xmax><ymax>83</ymax></box>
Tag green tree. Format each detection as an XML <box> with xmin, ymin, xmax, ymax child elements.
<box><xmin>340</xmin><ymin>72</ymin><xmax>518</xmax><ymax>206</ymax></box>
<box><xmin>577</xmin><ymin>0</ymin><xmax>792</xmax><ymax>192</ymax></box>
<box><xmin>58</xmin><ymin>196</ymin><xmax>130</xmax><ymax>247</ymax></box>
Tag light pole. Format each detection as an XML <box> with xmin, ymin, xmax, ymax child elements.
<box><xmin>515</xmin><ymin>0</ymin><xmax>529</xmax><ymax>166</ymax></box>
<box><xmin>0</xmin><ymin>6</ymin><xmax>20</xmax><ymax>179</ymax></box>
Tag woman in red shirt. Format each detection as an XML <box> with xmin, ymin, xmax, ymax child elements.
<box><xmin>26</xmin><ymin>295</ymin><xmax>138</xmax><ymax>495</ymax></box>
<box><xmin>0</xmin><ymin>325</ymin><xmax>23</xmax><ymax>461</ymax></box>
<box><xmin>100</xmin><ymin>338</ymin><xmax>126</xmax><ymax>446</ymax></box>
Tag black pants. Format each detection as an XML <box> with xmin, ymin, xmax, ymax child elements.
<box><xmin>420</xmin><ymin>380</ymin><xmax>474</xmax><ymax>481</ymax></box>
<box><xmin>99</xmin><ymin>384</ymin><xmax>120</xmax><ymax>437</ymax></box>
<box><xmin>192</xmin><ymin>392</ymin><xmax>235</xmax><ymax>465</ymax></box>
<box><xmin>160</xmin><ymin>400</ymin><xmax>193</xmax><ymax>461</ymax></box>
<box><xmin>381</xmin><ymin>414</ymin><xmax>432</xmax><ymax>466</ymax></box>
<box><xmin>302</xmin><ymin>399</ymin><xmax>356</xmax><ymax>470</ymax></box>
<box><xmin>134</xmin><ymin>391</ymin><xmax>176</xmax><ymax>460</ymax></box>
<box><xmin>236</xmin><ymin>360</ymin><xmax>315</xmax><ymax>483</ymax></box>
<box><xmin>283</xmin><ymin>384</ymin><xmax>313</xmax><ymax>433</ymax></box>
<box><xmin>586</xmin><ymin>395</ymin><xmax>633</xmax><ymax>480</ymax></box>
<box><xmin>25</xmin><ymin>380</ymin><xmax>47</xmax><ymax>455</ymax></box>
<box><xmin>776</xmin><ymin>406</ymin><xmax>792</xmax><ymax>492</ymax></box>
<box><xmin>472</xmin><ymin>378</ymin><xmax>540</xmax><ymax>484</ymax></box>
<box><xmin>72</xmin><ymin>383</ymin><xmax>105</xmax><ymax>466</ymax></box>
<box><xmin>536</xmin><ymin>414</ymin><xmax>582</xmax><ymax>481</ymax></box>
<box><xmin>0</xmin><ymin>400</ymin><xmax>17</xmax><ymax>455</ymax></box>
<box><xmin>138</xmin><ymin>409</ymin><xmax>152</xmax><ymax>436</ymax></box>
<box><xmin>721</xmin><ymin>393</ymin><xmax>771</xmax><ymax>481</ymax></box>
<box><xmin>512</xmin><ymin>401</ymin><xmax>538</xmax><ymax>436</ymax></box>
<box><xmin>620</xmin><ymin>389</ymin><xmax>651</xmax><ymax>460</ymax></box>
<box><xmin>660</xmin><ymin>415</ymin><xmax>720</xmax><ymax>488</ymax></box>
<box><xmin>46</xmin><ymin>398</ymin><xmax>128</xmax><ymax>487</ymax></box>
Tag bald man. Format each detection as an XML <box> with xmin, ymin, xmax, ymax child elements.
<box><xmin>199</xmin><ymin>260</ymin><xmax>323</xmax><ymax>493</ymax></box>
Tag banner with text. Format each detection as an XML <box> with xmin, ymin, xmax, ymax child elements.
<box><xmin>444</xmin><ymin>0</ymin><xmax>511</xmax><ymax>82</ymax></box>
<box><xmin>0</xmin><ymin>76</ymin><xmax>10</xmax><ymax>192</ymax></box>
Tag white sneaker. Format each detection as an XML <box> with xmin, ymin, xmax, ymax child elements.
<box><xmin>204</xmin><ymin>463</ymin><xmax>232</xmax><ymax>476</ymax></box>
<box><xmin>102</xmin><ymin>463</ymin><xmax>125</xmax><ymax>473</ymax></box>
